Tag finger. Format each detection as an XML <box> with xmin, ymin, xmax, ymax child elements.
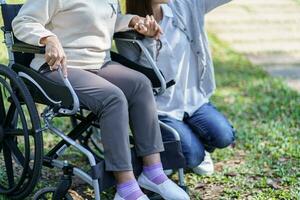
<box><xmin>152</xmin><ymin>22</ymin><xmax>161</xmax><ymax>39</ymax></box>
<box><xmin>45</xmin><ymin>50</ymin><xmax>52</xmax><ymax>64</ymax></box>
<box><xmin>139</xmin><ymin>24</ymin><xmax>147</xmax><ymax>32</ymax></box>
<box><xmin>150</xmin><ymin>15</ymin><xmax>156</xmax><ymax>30</ymax></box>
<box><xmin>48</xmin><ymin>57</ymin><xmax>57</xmax><ymax>67</ymax></box>
<box><xmin>49</xmin><ymin>65</ymin><xmax>59</xmax><ymax>71</ymax></box>
<box><xmin>45</xmin><ymin>54</ymin><xmax>51</xmax><ymax>64</ymax></box>
<box><xmin>52</xmin><ymin>57</ymin><xmax>62</xmax><ymax>71</ymax></box>
<box><xmin>134</xmin><ymin>23</ymin><xmax>140</xmax><ymax>30</ymax></box>
<box><xmin>158</xmin><ymin>26</ymin><xmax>164</xmax><ymax>34</ymax></box>
<box><xmin>155</xmin><ymin>20</ymin><xmax>163</xmax><ymax>34</ymax></box>
<box><xmin>138</xmin><ymin>29</ymin><xmax>147</xmax><ymax>35</ymax></box>
<box><xmin>145</xmin><ymin>15</ymin><xmax>150</xmax><ymax>26</ymax></box>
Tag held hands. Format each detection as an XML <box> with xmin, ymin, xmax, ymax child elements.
<box><xmin>130</xmin><ymin>15</ymin><xmax>163</xmax><ymax>40</ymax></box>
<box><xmin>40</xmin><ymin>36</ymin><xmax>68</xmax><ymax>78</ymax></box>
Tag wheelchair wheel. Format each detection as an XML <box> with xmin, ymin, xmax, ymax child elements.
<box><xmin>0</xmin><ymin>65</ymin><xmax>43</xmax><ymax>199</ymax></box>
<box><xmin>33</xmin><ymin>187</ymin><xmax>73</xmax><ymax>200</ymax></box>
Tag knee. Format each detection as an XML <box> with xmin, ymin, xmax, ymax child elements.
<box><xmin>185</xmin><ymin>147</ymin><xmax>205</xmax><ymax>168</ymax></box>
<box><xmin>135</xmin><ymin>72</ymin><xmax>152</xmax><ymax>91</ymax></box>
<box><xmin>103</xmin><ymin>86</ymin><xmax>127</xmax><ymax>110</ymax></box>
<box><xmin>211</xmin><ymin>123</ymin><xmax>235</xmax><ymax>149</ymax></box>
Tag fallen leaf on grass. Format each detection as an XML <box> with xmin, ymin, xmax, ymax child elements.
<box><xmin>69</xmin><ymin>190</ymin><xmax>84</xmax><ymax>200</ymax></box>
<box><xmin>225</xmin><ymin>172</ymin><xmax>238</xmax><ymax>177</ymax></box>
<box><xmin>195</xmin><ymin>182</ymin><xmax>206</xmax><ymax>190</ymax></box>
<box><xmin>267</xmin><ymin>178</ymin><xmax>282</xmax><ymax>190</ymax></box>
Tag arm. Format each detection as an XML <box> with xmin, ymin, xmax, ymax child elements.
<box><xmin>204</xmin><ymin>0</ymin><xmax>232</xmax><ymax>13</ymax></box>
<box><xmin>114</xmin><ymin>1</ymin><xmax>162</xmax><ymax>39</ymax></box>
<box><xmin>114</xmin><ymin>0</ymin><xmax>136</xmax><ymax>32</ymax></box>
<box><xmin>12</xmin><ymin>0</ymin><xmax>61</xmax><ymax>46</ymax></box>
<box><xmin>12</xmin><ymin>0</ymin><xmax>67</xmax><ymax>76</ymax></box>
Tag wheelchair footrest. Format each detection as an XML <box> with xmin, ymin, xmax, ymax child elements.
<box><xmin>90</xmin><ymin>140</ymin><xmax>186</xmax><ymax>191</ymax></box>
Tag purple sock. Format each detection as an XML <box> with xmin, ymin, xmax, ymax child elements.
<box><xmin>117</xmin><ymin>179</ymin><xmax>144</xmax><ymax>200</ymax></box>
<box><xmin>143</xmin><ymin>162</ymin><xmax>168</xmax><ymax>185</ymax></box>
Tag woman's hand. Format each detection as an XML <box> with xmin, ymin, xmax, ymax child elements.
<box><xmin>40</xmin><ymin>36</ymin><xmax>68</xmax><ymax>77</ymax></box>
<box><xmin>130</xmin><ymin>15</ymin><xmax>163</xmax><ymax>40</ymax></box>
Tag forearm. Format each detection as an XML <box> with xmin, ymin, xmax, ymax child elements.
<box><xmin>115</xmin><ymin>14</ymin><xmax>138</xmax><ymax>32</ymax></box>
<box><xmin>12</xmin><ymin>0</ymin><xmax>60</xmax><ymax>46</ymax></box>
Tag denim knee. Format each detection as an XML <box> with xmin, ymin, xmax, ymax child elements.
<box><xmin>211</xmin><ymin>123</ymin><xmax>235</xmax><ymax>149</ymax></box>
<box><xmin>185</xmin><ymin>146</ymin><xmax>205</xmax><ymax>168</ymax></box>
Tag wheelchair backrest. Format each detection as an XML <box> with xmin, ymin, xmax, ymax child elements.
<box><xmin>1</xmin><ymin>3</ymin><xmax>34</xmax><ymax>67</ymax></box>
<box><xmin>1</xmin><ymin>3</ymin><xmax>22</xmax><ymax>32</ymax></box>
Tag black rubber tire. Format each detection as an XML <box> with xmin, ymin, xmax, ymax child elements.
<box><xmin>33</xmin><ymin>187</ymin><xmax>73</xmax><ymax>200</ymax></box>
<box><xmin>0</xmin><ymin>65</ymin><xmax>43</xmax><ymax>199</ymax></box>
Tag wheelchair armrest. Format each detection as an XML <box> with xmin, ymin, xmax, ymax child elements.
<box><xmin>12</xmin><ymin>42</ymin><xmax>79</xmax><ymax>115</ymax></box>
<box><xmin>114</xmin><ymin>30</ymin><xmax>145</xmax><ymax>41</ymax></box>
<box><xmin>12</xmin><ymin>41</ymin><xmax>46</xmax><ymax>54</ymax></box>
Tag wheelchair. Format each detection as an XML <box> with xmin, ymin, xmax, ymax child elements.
<box><xmin>0</xmin><ymin>1</ymin><xmax>188</xmax><ymax>200</ymax></box>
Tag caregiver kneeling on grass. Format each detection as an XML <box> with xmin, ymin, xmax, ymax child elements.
<box><xmin>12</xmin><ymin>0</ymin><xmax>190</xmax><ymax>199</ymax></box>
<box><xmin>117</xmin><ymin>0</ymin><xmax>235</xmax><ymax>176</ymax></box>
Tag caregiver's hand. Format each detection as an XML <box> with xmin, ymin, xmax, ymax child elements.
<box><xmin>40</xmin><ymin>36</ymin><xmax>68</xmax><ymax>77</ymax></box>
<box><xmin>130</xmin><ymin>15</ymin><xmax>163</xmax><ymax>40</ymax></box>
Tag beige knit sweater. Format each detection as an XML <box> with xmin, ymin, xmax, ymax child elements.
<box><xmin>12</xmin><ymin>0</ymin><xmax>134</xmax><ymax>70</ymax></box>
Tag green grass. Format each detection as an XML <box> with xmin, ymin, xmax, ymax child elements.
<box><xmin>1</xmin><ymin>0</ymin><xmax>300</xmax><ymax>199</ymax></box>
<box><xmin>186</xmin><ymin>35</ymin><xmax>300</xmax><ymax>199</ymax></box>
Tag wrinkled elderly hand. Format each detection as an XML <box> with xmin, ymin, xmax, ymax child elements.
<box><xmin>130</xmin><ymin>15</ymin><xmax>163</xmax><ymax>40</ymax></box>
<box><xmin>40</xmin><ymin>36</ymin><xmax>68</xmax><ymax>77</ymax></box>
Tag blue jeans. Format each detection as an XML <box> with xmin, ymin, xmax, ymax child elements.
<box><xmin>159</xmin><ymin>103</ymin><xmax>235</xmax><ymax>168</ymax></box>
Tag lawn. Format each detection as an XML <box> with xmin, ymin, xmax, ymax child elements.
<box><xmin>0</xmin><ymin>0</ymin><xmax>300</xmax><ymax>200</ymax></box>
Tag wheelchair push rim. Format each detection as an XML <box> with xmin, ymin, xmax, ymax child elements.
<box><xmin>0</xmin><ymin>65</ymin><xmax>43</xmax><ymax>199</ymax></box>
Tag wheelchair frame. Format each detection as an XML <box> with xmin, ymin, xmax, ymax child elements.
<box><xmin>0</xmin><ymin>1</ymin><xmax>187</xmax><ymax>199</ymax></box>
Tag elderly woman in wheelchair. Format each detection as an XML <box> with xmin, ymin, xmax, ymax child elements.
<box><xmin>0</xmin><ymin>0</ymin><xmax>190</xmax><ymax>199</ymax></box>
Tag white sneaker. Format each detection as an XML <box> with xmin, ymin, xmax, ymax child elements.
<box><xmin>138</xmin><ymin>173</ymin><xmax>190</xmax><ymax>200</ymax></box>
<box><xmin>192</xmin><ymin>151</ymin><xmax>214</xmax><ymax>175</ymax></box>
<box><xmin>114</xmin><ymin>193</ymin><xmax>149</xmax><ymax>200</ymax></box>
<box><xmin>164</xmin><ymin>169</ymin><xmax>174</xmax><ymax>176</ymax></box>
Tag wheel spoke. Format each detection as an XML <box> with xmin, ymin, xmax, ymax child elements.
<box><xmin>5</xmin><ymin>138</ymin><xmax>33</xmax><ymax>177</ymax></box>
<box><xmin>2</xmin><ymin>143</ymin><xmax>15</xmax><ymax>188</ymax></box>
<box><xmin>3</xmin><ymin>103</ymin><xmax>16</xmax><ymax>128</ymax></box>
<box><xmin>0</xmin><ymin>87</ymin><xmax>6</xmax><ymax>125</ymax></box>
<box><xmin>5</xmin><ymin>129</ymin><xmax>35</xmax><ymax>136</ymax></box>
<box><xmin>5</xmin><ymin>138</ymin><xmax>25</xmax><ymax>166</ymax></box>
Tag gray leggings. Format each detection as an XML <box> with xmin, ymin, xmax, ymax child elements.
<box><xmin>43</xmin><ymin>61</ymin><xmax>164</xmax><ymax>171</ymax></box>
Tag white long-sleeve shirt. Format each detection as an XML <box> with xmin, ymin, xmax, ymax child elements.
<box><xmin>12</xmin><ymin>0</ymin><xmax>134</xmax><ymax>70</ymax></box>
<box><xmin>154</xmin><ymin>4</ymin><xmax>209</xmax><ymax>120</ymax></box>
<box><xmin>117</xmin><ymin>2</ymin><xmax>231</xmax><ymax>120</ymax></box>
<box><xmin>143</xmin><ymin>4</ymin><xmax>208</xmax><ymax>120</ymax></box>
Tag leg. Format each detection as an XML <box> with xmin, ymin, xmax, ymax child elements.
<box><xmin>159</xmin><ymin>115</ymin><xmax>205</xmax><ymax>168</ymax></box>
<box><xmin>185</xmin><ymin>103</ymin><xmax>235</xmax><ymax>151</ymax></box>
<box><xmin>95</xmin><ymin>62</ymin><xmax>164</xmax><ymax>158</ymax></box>
<box><xmin>96</xmin><ymin>62</ymin><xmax>189</xmax><ymax>200</ymax></box>
<box><xmin>42</xmin><ymin>68</ymin><xmax>133</xmax><ymax>172</ymax></box>
<box><xmin>43</xmin><ymin>68</ymin><xmax>148</xmax><ymax>200</ymax></box>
